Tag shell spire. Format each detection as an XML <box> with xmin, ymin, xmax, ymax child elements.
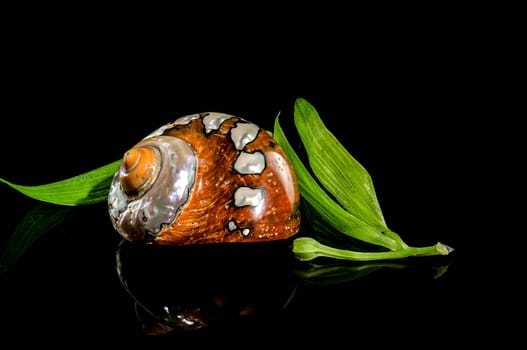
<box><xmin>119</xmin><ymin>147</ymin><xmax>159</xmax><ymax>197</ymax></box>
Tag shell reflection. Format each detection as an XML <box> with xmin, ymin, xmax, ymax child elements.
<box><xmin>115</xmin><ymin>239</ymin><xmax>298</xmax><ymax>335</ymax></box>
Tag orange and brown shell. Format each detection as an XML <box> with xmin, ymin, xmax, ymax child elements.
<box><xmin>108</xmin><ymin>112</ymin><xmax>301</xmax><ymax>245</ymax></box>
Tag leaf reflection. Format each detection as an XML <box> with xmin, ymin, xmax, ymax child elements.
<box><xmin>293</xmin><ymin>260</ymin><xmax>407</xmax><ymax>287</ymax></box>
<box><xmin>293</xmin><ymin>258</ymin><xmax>453</xmax><ymax>287</ymax></box>
<box><xmin>0</xmin><ymin>202</ymin><xmax>75</xmax><ymax>275</ymax></box>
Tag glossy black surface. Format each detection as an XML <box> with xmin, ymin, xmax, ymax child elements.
<box><xmin>0</xmin><ymin>17</ymin><xmax>522</xmax><ymax>346</ymax></box>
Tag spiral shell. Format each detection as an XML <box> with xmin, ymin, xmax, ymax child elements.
<box><xmin>108</xmin><ymin>112</ymin><xmax>301</xmax><ymax>245</ymax></box>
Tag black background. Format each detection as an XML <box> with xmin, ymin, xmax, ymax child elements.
<box><xmin>0</xmin><ymin>6</ymin><xmax>523</xmax><ymax>347</ymax></box>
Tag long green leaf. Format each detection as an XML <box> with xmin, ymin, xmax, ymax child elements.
<box><xmin>273</xmin><ymin>115</ymin><xmax>399</xmax><ymax>251</ymax></box>
<box><xmin>0</xmin><ymin>160</ymin><xmax>120</xmax><ymax>206</ymax></box>
<box><xmin>294</xmin><ymin>98</ymin><xmax>387</xmax><ymax>229</ymax></box>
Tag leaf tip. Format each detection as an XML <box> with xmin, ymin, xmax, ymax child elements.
<box><xmin>437</xmin><ymin>242</ymin><xmax>455</xmax><ymax>255</ymax></box>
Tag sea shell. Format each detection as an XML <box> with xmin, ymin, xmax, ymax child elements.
<box><xmin>108</xmin><ymin>112</ymin><xmax>301</xmax><ymax>245</ymax></box>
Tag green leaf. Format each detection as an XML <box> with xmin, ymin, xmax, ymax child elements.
<box><xmin>0</xmin><ymin>202</ymin><xmax>75</xmax><ymax>275</ymax></box>
<box><xmin>293</xmin><ymin>98</ymin><xmax>387</xmax><ymax>230</ymax></box>
<box><xmin>0</xmin><ymin>160</ymin><xmax>120</xmax><ymax>206</ymax></box>
<box><xmin>273</xmin><ymin>114</ymin><xmax>399</xmax><ymax>251</ymax></box>
<box><xmin>275</xmin><ymin>98</ymin><xmax>453</xmax><ymax>262</ymax></box>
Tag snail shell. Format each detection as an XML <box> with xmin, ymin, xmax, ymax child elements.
<box><xmin>108</xmin><ymin>112</ymin><xmax>301</xmax><ymax>245</ymax></box>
